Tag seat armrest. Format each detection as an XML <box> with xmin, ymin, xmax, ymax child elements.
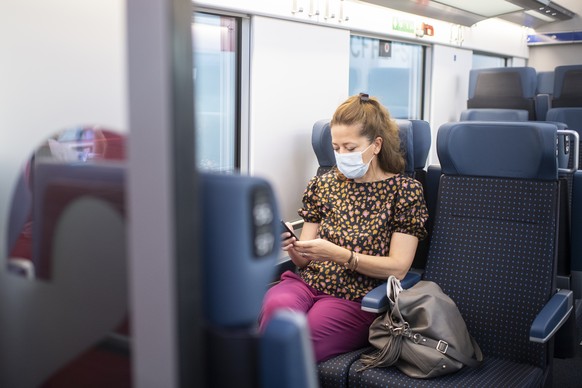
<box><xmin>361</xmin><ymin>271</ymin><xmax>422</xmax><ymax>313</ymax></box>
<box><xmin>530</xmin><ymin>289</ymin><xmax>573</xmax><ymax>343</ymax></box>
<box><xmin>535</xmin><ymin>93</ymin><xmax>551</xmax><ymax>121</ymax></box>
<box><xmin>260</xmin><ymin>310</ymin><xmax>318</xmax><ymax>388</ymax></box>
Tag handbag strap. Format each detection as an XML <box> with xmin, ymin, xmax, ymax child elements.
<box><xmin>386</xmin><ymin>275</ymin><xmax>403</xmax><ymax>308</ymax></box>
<box><xmin>411</xmin><ymin>333</ymin><xmax>484</xmax><ymax>367</ymax></box>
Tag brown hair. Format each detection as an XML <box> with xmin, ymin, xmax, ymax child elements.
<box><xmin>330</xmin><ymin>93</ymin><xmax>405</xmax><ymax>174</ymax></box>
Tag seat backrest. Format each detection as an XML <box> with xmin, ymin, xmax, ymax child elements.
<box><xmin>427</xmin><ymin>121</ymin><xmax>559</xmax><ymax>369</ymax></box>
<box><xmin>409</xmin><ymin>119</ymin><xmax>431</xmax><ymax>173</ymax></box>
<box><xmin>537</xmin><ymin>71</ymin><xmax>555</xmax><ymax>96</ymax></box>
<box><xmin>467</xmin><ymin>67</ymin><xmax>538</xmax><ymax>120</ymax></box>
<box><xmin>394</xmin><ymin>119</ymin><xmax>415</xmax><ymax>176</ymax></box>
<box><xmin>553</xmin><ymin>65</ymin><xmax>582</xmax><ymax>108</ymax></box>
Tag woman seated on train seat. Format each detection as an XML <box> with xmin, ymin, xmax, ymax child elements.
<box><xmin>259</xmin><ymin>93</ymin><xmax>428</xmax><ymax>362</ymax></box>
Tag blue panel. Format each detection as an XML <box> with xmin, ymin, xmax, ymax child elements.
<box><xmin>528</xmin><ymin>31</ymin><xmax>582</xmax><ymax>45</ymax></box>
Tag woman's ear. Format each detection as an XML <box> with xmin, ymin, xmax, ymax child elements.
<box><xmin>374</xmin><ymin>136</ymin><xmax>383</xmax><ymax>154</ymax></box>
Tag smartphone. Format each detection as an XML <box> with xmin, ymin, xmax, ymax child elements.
<box><xmin>280</xmin><ymin>220</ymin><xmax>298</xmax><ymax>240</ymax></box>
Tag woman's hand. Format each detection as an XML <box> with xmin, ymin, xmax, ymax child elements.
<box><xmin>292</xmin><ymin>238</ymin><xmax>347</xmax><ymax>263</ymax></box>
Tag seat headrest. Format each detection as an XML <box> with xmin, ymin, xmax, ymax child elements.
<box><xmin>311</xmin><ymin>119</ymin><xmax>335</xmax><ymax>169</ymax></box>
<box><xmin>460</xmin><ymin>109</ymin><xmax>529</xmax><ymax>122</ymax></box>
<box><xmin>553</xmin><ymin>65</ymin><xmax>582</xmax><ymax>104</ymax></box>
<box><xmin>312</xmin><ymin>119</ymin><xmax>425</xmax><ymax>175</ymax></box>
<box><xmin>437</xmin><ymin>121</ymin><xmax>558</xmax><ymax>181</ymax></box>
<box><xmin>554</xmin><ymin>65</ymin><xmax>582</xmax><ymax>98</ymax></box>
<box><xmin>468</xmin><ymin>67</ymin><xmax>537</xmax><ymax>99</ymax></box>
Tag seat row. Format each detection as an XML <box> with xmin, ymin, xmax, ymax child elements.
<box><xmin>462</xmin><ymin>64</ymin><xmax>582</xmax><ymax>121</ymax></box>
<box><xmin>308</xmin><ymin>118</ymin><xmax>576</xmax><ymax>388</ymax></box>
<box><xmin>1</xmin><ymin>118</ymin><xmax>577</xmax><ymax>387</ymax></box>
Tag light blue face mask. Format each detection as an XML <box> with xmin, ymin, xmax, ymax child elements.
<box><xmin>334</xmin><ymin>143</ymin><xmax>374</xmax><ymax>179</ymax></box>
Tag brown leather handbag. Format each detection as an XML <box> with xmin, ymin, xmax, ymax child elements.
<box><xmin>359</xmin><ymin>276</ymin><xmax>483</xmax><ymax>378</ymax></box>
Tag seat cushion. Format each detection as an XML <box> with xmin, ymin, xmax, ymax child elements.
<box><xmin>318</xmin><ymin>348</ymin><xmax>368</xmax><ymax>388</ymax></box>
<box><xmin>348</xmin><ymin>356</ymin><xmax>544</xmax><ymax>387</ymax></box>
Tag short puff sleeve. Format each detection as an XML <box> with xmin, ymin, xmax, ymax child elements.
<box><xmin>392</xmin><ymin>178</ymin><xmax>428</xmax><ymax>240</ymax></box>
<box><xmin>297</xmin><ymin>175</ymin><xmax>323</xmax><ymax>223</ymax></box>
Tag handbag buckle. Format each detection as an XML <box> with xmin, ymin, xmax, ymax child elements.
<box><xmin>436</xmin><ymin>340</ymin><xmax>449</xmax><ymax>354</ymax></box>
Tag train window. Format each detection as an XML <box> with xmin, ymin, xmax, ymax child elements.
<box><xmin>349</xmin><ymin>36</ymin><xmax>424</xmax><ymax>119</ymax></box>
<box><xmin>472</xmin><ymin>52</ymin><xmax>507</xmax><ymax>69</ymax></box>
<box><xmin>193</xmin><ymin>13</ymin><xmax>240</xmax><ymax>172</ymax></box>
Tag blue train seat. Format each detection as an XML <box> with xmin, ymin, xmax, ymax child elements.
<box><xmin>316</xmin><ymin>118</ymin><xmax>432</xmax><ymax>388</ymax></box>
<box><xmin>554</xmin><ymin>108</ymin><xmax>582</xmax><ymax>307</ymax></box>
<box><xmin>466</xmin><ymin>67</ymin><xmax>538</xmax><ymax>120</ymax></box>
<box><xmin>200</xmin><ymin>172</ymin><xmax>317</xmax><ymax>388</ymax></box>
<box><xmin>552</xmin><ymin>65</ymin><xmax>582</xmax><ymax>108</ymax></box>
<box><xmin>348</xmin><ymin>121</ymin><xmax>573</xmax><ymax>387</ymax></box>
<box><xmin>571</xmin><ymin>174</ymin><xmax>582</xmax><ymax>301</ymax></box>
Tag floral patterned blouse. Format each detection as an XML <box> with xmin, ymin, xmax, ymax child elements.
<box><xmin>297</xmin><ymin>167</ymin><xmax>428</xmax><ymax>301</ymax></box>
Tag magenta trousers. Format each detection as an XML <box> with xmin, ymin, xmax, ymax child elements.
<box><xmin>258</xmin><ymin>271</ymin><xmax>378</xmax><ymax>363</ymax></box>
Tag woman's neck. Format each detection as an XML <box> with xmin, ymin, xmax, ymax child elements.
<box><xmin>354</xmin><ymin>161</ymin><xmax>395</xmax><ymax>183</ymax></box>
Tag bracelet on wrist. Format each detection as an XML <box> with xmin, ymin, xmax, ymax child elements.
<box><xmin>351</xmin><ymin>253</ymin><xmax>359</xmax><ymax>271</ymax></box>
<box><xmin>344</xmin><ymin>251</ymin><xmax>359</xmax><ymax>271</ymax></box>
<box><xmin>344</xmin><ymin>251</ymin><xmax>354</xmax><ymax>269</ymax></box>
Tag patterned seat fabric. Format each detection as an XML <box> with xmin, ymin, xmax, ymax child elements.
<box><xmin>349</xmin><ymin>356</ymin><xmax>543</xmax><ymax>387</ymax></box>
<box><xmin>318</xmin><ymin>348</ymin><xmax>368</xmax><ymax>388</ymax></box>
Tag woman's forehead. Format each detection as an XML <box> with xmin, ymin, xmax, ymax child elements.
<box><xmin>330</xmin><ymin>123</ymin><xmax>366</xmax><ymax>142</ymax></box>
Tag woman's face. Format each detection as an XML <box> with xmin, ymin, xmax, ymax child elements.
<box><xmin>331</xmin><ymin>123</ymin><xmax>379</xmax><ymax>163</ymax></box>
